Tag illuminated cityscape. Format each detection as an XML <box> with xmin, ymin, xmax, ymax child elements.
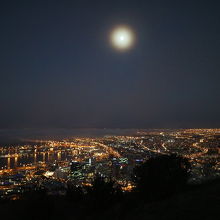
<box><xmin>0</xmin><ymin>129</ymin><xmax>219</xmax><ymax>200</ymax></box>
<box><xmin>0</xmin><ymin>0</ymin><xmax>219</xmax><ymax>219</ymax></box>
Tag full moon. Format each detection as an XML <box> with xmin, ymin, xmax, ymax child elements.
<box><xmin>110</xmin><ymin>26</ymin><xmax>135</xmax><ymax>50</ymax></box>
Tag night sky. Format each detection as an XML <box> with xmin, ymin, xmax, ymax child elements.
<box><xmin>0</xmin><ymin>0</ymin><xmax>219</xmax><ymax>129</ymax></box>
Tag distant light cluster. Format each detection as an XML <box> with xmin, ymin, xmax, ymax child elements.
<box><xmin>0</xmin><ymin>128</ymin><xmax>220</xmax><ymax>200</ymax></box>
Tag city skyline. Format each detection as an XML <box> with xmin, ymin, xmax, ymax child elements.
<box><xmin>0</xmin><ymin>128</ymin><xmax>219</xmax><ymax>200</ymax></box>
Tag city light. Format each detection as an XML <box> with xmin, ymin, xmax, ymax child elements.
<box><xmin>0</xmin><ymin>129</ymin><xmax>219</xmax><ymax>199</ymax></box>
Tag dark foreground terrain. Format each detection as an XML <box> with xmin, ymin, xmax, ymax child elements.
<box><xmin>0</xmin><ymin>179</ymin><xmax>219</xmax><ymax>220</ymax></box>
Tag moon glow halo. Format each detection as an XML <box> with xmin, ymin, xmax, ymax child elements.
<box><xmin>110</xmin><ymin>26</ymin><xmax>135</xmax><ymax>50</ymax></box>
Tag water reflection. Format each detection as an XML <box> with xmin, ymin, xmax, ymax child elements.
<box><xmin>0</xmin><ymin>142</ymin><xmax>90</xmax><ymax>170</ymax></box>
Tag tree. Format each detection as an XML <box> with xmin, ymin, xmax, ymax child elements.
<box><xmin>66</xmin><ymin>184</ymin><xmax>83</xmax><ymax>203</ymax></box>
<box><xmin>86</xmin><ymin>175</ymin><xmax>121</xmax><ymax>209</ymax></box>
<box><xmin>133</xmin><ymin>154</ymin><xmax>191</xmax><ymax>200</ymax></box>
<box><xmin>89</xmin><ymin>175</ymin><xmax>115</xmax><ymax>198</ymax></box>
